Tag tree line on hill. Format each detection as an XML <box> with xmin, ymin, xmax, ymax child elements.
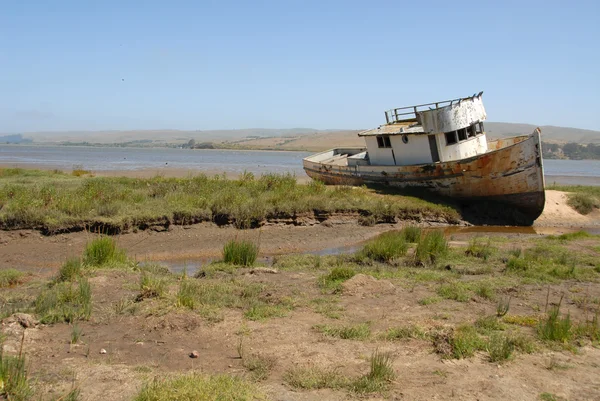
<box><xmin>542</xmin><ymin>142</ymin><xmax>600</xmax><ymax>160</ymax></box>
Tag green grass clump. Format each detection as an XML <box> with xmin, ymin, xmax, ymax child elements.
<box><xmin>414</xmin><ymin>230</ymin><xmax>448</xmax><ymax>265</ymax></box>
<box><xmin>474</xmin><ymin>281</ymin><xmax>496</xmax><ymax>300</ymax></box>
<box><xmin>139</xmin><ymin>273</ymin><xmax>167</xmax><ymax>299</ymax></box>
<box><xmin>318</xmin><ymin>266</ymin><xmax>356</xmax><ymax>292</ymax></box>
<box><xmin>465</xmin><ymin>237</ymin><xmax>495</xmax><ymax>260</ymax></box>
<box><xmin>315</xmin><ymin>323</ymin><xmax>371</xmax><ymax>340</ymax></box>
<box><xmin>475</xmin><ymin>316</ymin><xmax>504</xmax><ymax>333</ymax></box>
<box><xmin>284</xmin><ymin>366</ymin><xmax>350</xmax><ymax>390</ymax></box>
<box><xmin>538</xmin><ymin>306</ymin><xmax>572</xmax><ymax>343</ymax></box>
<box><xmin>360</xmin><ymin>231</ymin><xmax>408</xmax><ymax>263</ymax></box>
<box><xmin>35</xmin><ymin>279</ymin><xmax>92</xmax><ymax>323</ymax></box>
<box><xmin>567</xmin><ymin>193</ymin><xmax>600</xmax><ymax>215</ymax></box>
<box><xmin>486</xmin><ymin>332</ymin><xmax>515</xmax><ymax>362</ymax></box>
<box><xmin>222</xmin><ymin>239</ymin><xmax>258</xmax><ymax>266</ymax></box>
<box><xmin>83</xmin><ymin>237</ymin><xmax>127</xmax><ymax>267</ymax></box>
<box><xmin>56</xmin><ymin>258</ymin><xmax>83</xmax><ymax>282</ymax></box>
<box><xmin>574</xmin><ymin>314</ymin><xmax>600</xmax><ymax>343</ymax></box>
<box><xmin>450</xmin><ymin>325</ymin><xmax>486</xmax><ymax>359</ymax></box>
<box><xmin>437</xmin><ymin>282</ymin><xmax>471</xmax><ymax>302</ymax></box>
<box><xmin>0</xmin><ymin>348</ymin><xmax>31</xmax><ymax>401</ymax></box>
<box><xmin>546</xmin><ymin>230</ymin><xmax>592</xmax><ymax>241</ymax></box>
<box><xmin>134</xmin><ymin>373</ymin><xmax>266</xmax><ymax>401</ymax></box>
<box><xmin>400</xmin><ymin>225</ymin><xmax>421</xmax><ymax>242</ymax></box>
<box><xmin>0</xmin><ymin>269</ymin><xmax>25</xmax><ymax>288</ymax></box>
<box><xmin>351</xmin><ymin>350</ymin><xmax>395</xmax><ymax>394</ymax></box>
<box><xmin>241</xmin><ymin>354</ymin><xmax>275</xmax><ymax>381</ymax></box>
<box><xmin>382</xmin><ymin>325</ymin><xmax>428</xmax><ymax>341</ymax></box>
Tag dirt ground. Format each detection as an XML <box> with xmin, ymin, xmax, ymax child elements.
<box><xmin>1</xmin><ymin>191</ymin><xmax>600</xmax><ymax>400</ymax></box>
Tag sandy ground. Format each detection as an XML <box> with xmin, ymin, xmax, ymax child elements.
<box><xmin>534</xmin><ymin>190</ymin><xmax>600</xmax><ymax>227</ymax></box>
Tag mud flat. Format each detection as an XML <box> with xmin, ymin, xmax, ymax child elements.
<box><xmin>2</xmin><ymin>169</ymin><xmax>600</xmax><ymax>400</ymax></box>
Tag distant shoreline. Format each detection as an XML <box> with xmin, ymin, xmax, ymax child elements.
<box><xmin>1</xmin><ymin>163</ymin><xmax>599</xmax><ymax>186</ymax></box>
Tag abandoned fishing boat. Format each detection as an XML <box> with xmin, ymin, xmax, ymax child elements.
<box><xmin>303</xmin><ymin>93</ymin><xmax>545</xmax><ymax>225</ymax></box>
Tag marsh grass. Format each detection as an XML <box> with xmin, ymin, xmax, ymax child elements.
<box><xmin>382</xmin><ymin>325</ymin><xmax>428</xmax><ymax>341</ymax></box>
<box><xmin>475</xmin><ymin>315</ymin><xmax>505</xmax><ymax>333</ymax></box>
<box><xmin>437</xmin><ymin>282</ymin><xmax>471</xmax><ymax>302</ymax></box>
<box><xmin>56</xmin><ymin>258</ymin><xmax>83</xmax><ymax>282</ymax></box>
<box><xmin>486</xmin><ymin>332</ymin><xmax>515</xmax><ymax>362</ymax></box>
<box><xmin>465</xmin><ymin>237</ymin><xmax>495</xmax><ymax>260</ymax></box>
<box><xmin>0</xmin><ymin>170</ymin><xmax>460</xmax><ymax>232</ymax></box>
<box><xmin>70</xmin><ymin>323</ymin><xmax>83</xmax><ymax>344</ymax></box>
<box><xmin>223</xmin><ymin>239</ymin><xmax>259</xmax><ymax>266</ymax></box>
<box><xmin>175</xmin><ymin>278</ymin><xmax>290</xmax><ymax>321</ymax></box>
<box><xmin>0</xmin><ymin>347</ymin><xmax>31</xmax><ymax>401</ymax></box>
<box><xmin>0</xmin><ymin>269</ymin><xmax>25</xmax><ymax>288</ymax></box>
<box><xmin>134</xmin><ymin>373</ymin><xmax>266</xmax><ymax>401</ymax></box>
<box><xmin>241</xmin><ymin>354</ymin><xmax>275</xmax><ymax>381</ymax></box>
<box><xmin>414</xmin><ymin>230</ymin><xmax>448</xmax><ymax>265</ymax></box>
<box><xmin>83</xmin><ymin>237</ymin><xmax>127</xmax><ymax>267</ymax></box>
<box><xmin>360</xmin><ymin>232</ymin><xmax>408</xmax><ymax>263</ymax></box>
<box><xmin>35</xmin><ymin>278</ymin><xmax>92</xmax><ymax>323</ymax></box>
<box><xmin>567</xmin><ymin>193</ymin><xmax>599</xmax><ymax>215</ymax></box>
<box><xmin>139</xmin><ymin>273</ymin><xmax>167</xmax><ymax>300</ymax></box>
<box><xmin>315</xmin><ymin>323</ymin><xmax>371</xmax><ymax>340</ymax></box>
<box><xmin>351</xmin><ymin>350</ymin><xmax>396</xmax><ymax>394</ymax></box>
<box><xmin>538</xmin><ymin>305</ymin><xmax>572</xmax><ymax>343</ymax></box>
<box><xmin>318</xmin><ymin>266</ymin><xmax>356</xmax><ymax>292</ymax></box>
<box><xmin>284</xmin><ymin>366</ymin><xmax>350</xmax><ymax>390</ymax></box>
<box><xmin>401</xmin><ymin>225</ymin><xmax>422</xmax><ymax>243</ymax></box>
<box><xmin>504</xmin><ymin>243</ymin><xmax>595</xmax><ymax>282</ymax></box>
<box><xmin>546</xmin><ymin>230</ymin><xmax>592</xmax><ymax>241</ymax></box>
<box><xmin>450</xmin><ymin>325</ymin><xmax>486</xmax><ymax>359</ymax></box>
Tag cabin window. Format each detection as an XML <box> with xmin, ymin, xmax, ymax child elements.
<box><xmin>468</xmin><ymin>125</ymin><xmax>477</xmax><ymax>138</ymax></box>
<box><xmin>445</xmin><ymin>131</ymin><xmax>457</xmax><ymax>145</ymax></box>
<box><xmin>476</xmin><ymin>122</ymin><xmax>484</xmax><ymax>135</ymax></box>
<box><xmin>457</xmin><ymin>128</ymin><xmax>467</xmax><ymax>141</ymax></box>
<box><xmin>376</xmin><ymin>135</ymin><xmax>392</xmax><ymax>148</ymax></box>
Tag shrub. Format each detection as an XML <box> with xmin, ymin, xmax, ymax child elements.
<box><xmin>222</xmin><ymin>239</ymin><xmax>258</xmax><ymax>266</ymax></box>
<box><xmin>414</xmin><ymin>230</ymin><xmax>448</xmax><ymax>265</ymax></box>
<box><xmin>134</xmin><ymin>373</ymin><xmax>266</xmax><ymax>401</ymax></box>
<box><xmin>83</xmin><ymin>237</ymin><xmax>127</xmax><ymax>267</ymax></box>
<box><xmin>360</xmin><ymin>232</ymin><xmax>408</xmax><ymax>262</ymax></box>
<box><xmin>538</xmin><ymin>306</ymin><xmax>572</xmax><ymax>343</ymax></box>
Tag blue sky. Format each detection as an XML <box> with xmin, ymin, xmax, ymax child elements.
<box><xmin>1</xmin><ymin>0</ymin><xmax>599</xmax><ymax>132</ymax></box>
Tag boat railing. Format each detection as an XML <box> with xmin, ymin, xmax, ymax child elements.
<box><xmin>384</xmin><ymin>92</ymin><xmax>483</xmax><ymax>124</ymax></box>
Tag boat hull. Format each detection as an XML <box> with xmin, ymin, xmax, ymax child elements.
<box><xmin>303</xmin><ymin>129</ymin><xmax>545</xmax><ymax>225</ymax></box>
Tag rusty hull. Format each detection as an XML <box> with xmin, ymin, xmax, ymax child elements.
<box><xmin>303</xmin><ymin>129</ymin><xmax>545</xmax><ymax>225</ymax></box>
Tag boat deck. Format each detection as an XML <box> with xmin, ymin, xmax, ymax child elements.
<box><xmin>320</xmin><ymin>153</ymin><xmax>350</xmax><ymax>166</ymax></box>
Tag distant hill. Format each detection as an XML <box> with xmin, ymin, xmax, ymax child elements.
<box><xmin>5</xmin><ymin>123</ymin><xmax>600</xmax><ymax>150</ymax></box>
<box><xmin>484</xmin><ymin>123</ymin><xmax>600</xmax><ymax>143</ymax></box>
